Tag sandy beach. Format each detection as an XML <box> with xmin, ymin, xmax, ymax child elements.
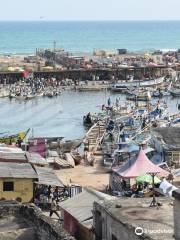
<box><xmin>55</xmin><ymin>156</ymin><xmax>109</xmax><ymax>191</ymax></box>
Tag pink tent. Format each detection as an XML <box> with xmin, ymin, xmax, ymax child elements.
<box><xmin>113</xmin><ymin>149</ymin><xmax>169</xmax><ymax>179</ymax></box>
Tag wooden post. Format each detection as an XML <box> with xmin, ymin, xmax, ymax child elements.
<box><xmin>150</xmin><ymin>173</ymin><xmax>158</xmax><ymax>208</ymax></box>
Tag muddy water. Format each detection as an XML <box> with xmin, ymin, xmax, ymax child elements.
<box><xmin>0</xmin><ymin>90</ymin><xmax>179</xmax><ymax>139</ymax></box>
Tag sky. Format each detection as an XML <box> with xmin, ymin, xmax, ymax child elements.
<box><xmin>1</xmin><ymin>0</ymin><xmax>180</xmax><ymax>21</ymax></box>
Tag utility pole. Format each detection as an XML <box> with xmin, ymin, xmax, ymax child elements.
<box><xmin>53</xmin><ymin>40</ymin><xmax>56</xmax><ymax>53</ymax></box>
<box><xmin>53</xmin><ymin>40</ymin><xmax>56</xmax><ymax>69</ymax></box>
<box><xmin>35</xmin><ymin>48</ymin><xmax>38</xmax><ymax>71</ymax></box>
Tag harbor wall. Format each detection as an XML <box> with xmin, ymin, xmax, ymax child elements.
<box><xmin>0</xmin><ymin>202</ymin><xmax>75</xmax><ymax>240</ymax></box>
<box><xmin>21</xmin><ymin>204</ymin><xmax>75</xmax><ymax>240</ymax></box>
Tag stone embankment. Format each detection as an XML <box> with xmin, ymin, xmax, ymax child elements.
<box><xmin>0</xmin><ymin>201</ymin><xmax>75</xmax><ymax>240</ymax></box>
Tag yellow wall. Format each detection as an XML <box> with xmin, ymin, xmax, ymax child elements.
<box><xmin>0</xmin><ymin>178</ymin><xmax>34</xmax><ymax>203</ymax></box>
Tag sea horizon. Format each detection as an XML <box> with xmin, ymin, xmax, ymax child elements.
<box><xmin>0</xmin><ymin>20</ymin><xmax>180</xmax><ymax>54</ymax></box>
<box><xmin>1</xmin><ymin>19</ymin><xmax>180</xmax><ymax>22</ymax></box>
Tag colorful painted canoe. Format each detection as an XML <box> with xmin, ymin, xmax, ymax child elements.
<box><xmin>0</xmin><ymin>129</ymin><xmax>30</xmax><ymax>144</ymax></box>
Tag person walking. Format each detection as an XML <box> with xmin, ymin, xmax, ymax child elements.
<box><xmin>49</xmin><ymin>198</ymin><xmax>61</xmax><ymax>219</ymax></box>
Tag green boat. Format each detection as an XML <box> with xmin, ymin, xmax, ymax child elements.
<box><xmin>0</xmin><ymin>129</ymin><xmax>30</xmax><ymax>144</ymax></box>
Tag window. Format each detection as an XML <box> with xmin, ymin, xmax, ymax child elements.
<box><xmin>112</xmin><ymin>234</ymin><xmax>118</xmax><ymax>240</ymax></box>
<box><xmin>3</xmin><ymin>182</ymin><xmax>14</xmax><ymax>191</ymax></box>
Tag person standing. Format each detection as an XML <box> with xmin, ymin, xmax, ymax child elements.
<box><xmin>108</xmin><ymin>97</ymin><xmax>111</xmax><ymax>107</ymax></box>
<box><xmin>115</xmin><ymin>97</ymin><xmax>119</xmax><ymax>108</ymax></box>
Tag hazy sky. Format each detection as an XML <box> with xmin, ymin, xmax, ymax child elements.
<box><xmin>1</xmin><ymin>0</ymin><xmax>180</xmax><ymax>21</ymax></box>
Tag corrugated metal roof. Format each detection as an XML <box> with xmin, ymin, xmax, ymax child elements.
<box><xmin>0</xmin><ymin>162</ymin><xmax>37</xmax><ymax>179</ymax></box>
<box><xmin>59</xmin><ymin>188</ymin><xmax>114</xmax><ymax>224</ymax></box>
<box><xmin>34</xmin><ymin>166</ymin><xmax>64</xmax><ymax>187</ymax></box>
<box><xmin>0</xmin><ymin>146</ymin><xmax>23</xmax><ymax>153</ymax></box>
<box><xmin>0</xmin><ymin>152</ymin><xmax>27</xmax><ymax>161</ymax></box>
<box><xmin>82</xmin><ymin>219</ymin><xmax>93</xmax><ymax>229</ymax></box>
<box><xmin>153</xmin><ymin>127</ymin><xmax>180</xmax><ymax>146</ymax></box>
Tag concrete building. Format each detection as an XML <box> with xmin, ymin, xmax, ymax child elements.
<box><xmin>0</xmin><ymin>151</ymin><xmax>27</xmax><ymax>163</ymax></box>
<box><xmin>0</xmin><ymin>161</ymin><xmax>64</xmax><ymax>203</ymax></box>
<box><xmin>59</xmin><ymin>188</ymin><xmax>114</xmax><ymax>240</ymax></box>
<box><xmin>93</xmin><ymin>49</ymin><xmax>117</xmax><ymax>57</ymax></box>
<box><xmin>93</xmin><ymin>197</ymin><xmax>174</xmax><ymax>240</ymax></box>
<box><xmin>0</xmin><ymin>162</ymin><xmax>37</xmax><ymax>203</ymax></box>
<box><xmin>173</xmin><ymin>189</ymin><xmax>180</xmax><ymax>240</ymax></box>
<box><xmin>152</xmin><ymin>52</ymin><xmax>164</xmax><ymax>65</ymax></box>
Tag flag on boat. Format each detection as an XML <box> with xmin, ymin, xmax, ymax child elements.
<box><xmin>21</xmin><ymin>71</ymin><xmax>29</xmax><ymax>78</ymax></box>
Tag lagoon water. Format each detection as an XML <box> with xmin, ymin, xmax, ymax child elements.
<box><xmin>0</xmin><ymin>90</ymin><xmax>179</xmax><ymax>139</ymax></box>
<box><xmin>0</xmin><ymin>21</ymin><xmax>180</xmax><ymax>54</ymax></box>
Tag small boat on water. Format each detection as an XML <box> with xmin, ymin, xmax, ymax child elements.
<box><xmin>152</xmin><ymin>90</ymin><xmax>171</xmax><ymax>98</ymax></box>
<box><xmin>148</xmin><ymin>106</ymin><xmax>167</xmax><ymax>121</ymax></box>
<box><xmin>126</xmin><ymin>90</ymin><xmax>151</xmax><ymax>102</ymax></box>
<box><xmin>36</xmin><ymin>92</ymin><xmax>44</xmax><ymax>98</ymax></box>
<box><xmin>83</xmin><ymin>113</ymin><xmax>95</xmax><ymax>128</ymax></box>
<box><xmin>9</xmin><ymin>93</ymin><xmax>16</xmax><ymax>99</ymax></box>
<box><xmin>83</xmin><ymin>111</ymin><xmax>108</xmax><ymax>128</ymax></box>
<box><xmin>15</xmin><ymin>92</ymin><xmax>37</xmax><ymax>100</ymax></box>
<box><xmin>111</xmin><ymin>77</ymin><xmax>164</xmax><ymax>92</ymax></box>
<box><xmin>0</xmin><ymin>89</ymin><xmax>9</xmax><ymax>98</ymax></box>
<box><xmin>0</xmin><ymin>129</ymin><xmax>30</xmax><ymax>144</ymax></box>
<box><xmin>163</xmin><ymin>91</ymin><xmax>171</xmax><ymax>97</ymax></box>
<box><xmin>152</xmin><ymin>82</ymin><xmax>172</xmax><ymax>98</ymax></box>
<box><xmin>152</xmin><ymin>90</ymin><xmax>163</xmax><ymax>98</ymax></box>
<box><xmin>53</xmin><ymin>90</ymin><xmax>61</xmax><ymax>96</ymax></box>
<box><xmin>44</xmin><ymin>89</ymin><xmax>61</xmax><ymax>97</ymax></box>
<box><xmin>170</xmin><ymin>89</ymin><xmax>180</xmax><ymax>97</ymax></box>
<box><xmin>26</xmin><ymin>94</ymin><xmax>36</xmax><ymax>100</ymax></box>
<box><xmin>45</xmin><ymin>91</ymin><xmax>54</xmax><ymax>98</ymax></box>
<box><xmin>15</xmin><ymin>95</ymin><xmax>33</xmax><ymax>101</ymax></box>
<box><xmin>15</xmin><ymin>95</ymin><xmax>27</xmax><ymax>101</ymax></box>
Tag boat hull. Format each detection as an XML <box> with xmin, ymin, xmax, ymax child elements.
<box><xmin>170</xmin><ymin>90</ymin><xmax>180</xmax><ymax>97</ymax></box>
<box><xmin>0</xmin><ymin>129</ymin><xmax>30</xmax><ymax>144</ymax></box>
<box><xmin>111</xmin><ymin>77</ymin><xmax>164</xmax><ymax>91</ymax></box>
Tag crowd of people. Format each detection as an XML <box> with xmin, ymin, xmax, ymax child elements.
<box><xmin>35</xmin><ymin>185</ymin><xmax>69</xmax><ymax>204</ymax></box>
<box><xmin>34</xmin><ymin>185</ymin><xmax>70</xmax><ymax>219</ymax></box>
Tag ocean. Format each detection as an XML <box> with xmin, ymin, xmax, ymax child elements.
<box><xmin>0</xmin><ymin>21</ymin><xmax>180</xmax><ymax>54</ymax></box>
<box><xmin>0</xmin><ymin>21</ymin><xmax>180</xmax><ymax>139</ymax></box>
